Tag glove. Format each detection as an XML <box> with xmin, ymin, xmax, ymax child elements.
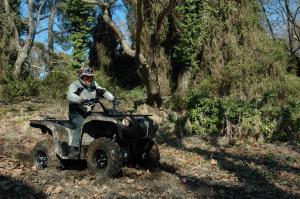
<box><xmin>112</xmin><ymin>97</ymin><xmax>119</xmax><ymax>106</ymax></box>
<box><xmin>96</xmin><ymin>88</ymin><xmax>106</xmax><ymax>97</ymax></box>
<box><xmin>81</xmin><ymin>99</ymin><xmax>96</xmax><ymax>106</ymax></box>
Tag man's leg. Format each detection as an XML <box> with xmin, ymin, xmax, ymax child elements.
<box><xmin>69</xmin><ymin>112</ymin><xmax>85</xmax><ymax>157</ymax></box>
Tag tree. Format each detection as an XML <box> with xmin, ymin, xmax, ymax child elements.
<box><xmin>4</xmin><ymin>0</ymin><xmax>46</xmax><ymax>78</ymax></box>
<box><xmin>45</xmin><ymin>0</ymin><xmax>65</xmax><ymax>71</ymax></box>
<box><xmin>0</xmin><ymin>0</ymin><xmax>21</xmax><ymax>77</ymax></box>
<box><xmin>259</xmin><ymin>0</ymin><xmax>300</xmax><ymax>75</ymax></box>
<box><xmin>82</xmin><ymin>0</ymin><xmax>176</xmax><ymax>106</ymax></box>
<box><xmin>65</xmin><ymin>0</ymin><xmax>96</xmax><ymax>69</ymax></box>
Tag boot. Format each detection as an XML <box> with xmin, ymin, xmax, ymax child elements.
<box><xmin>68</xmin><ymin>146</ymin><xmax>80</xmax><ymax>159</ymax></box>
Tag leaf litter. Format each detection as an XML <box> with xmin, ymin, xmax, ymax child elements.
<box><xmin>0</xmin><ymin>101</ymin><xmax>299</xmax><ymax>198</ymax></box>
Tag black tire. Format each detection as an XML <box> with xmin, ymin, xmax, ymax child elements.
<box><xmin>140</xmin><ymin>143</ymin><xmax>160</xmax><ymax>169</ymax></box>
<box><xmin>31</xmin><ymin>139</ymin><xmax>61</xmax><ymax>169</ymax></box>
<box><xmin>87</xmin><ymin>138</ymin><xmax>122</xmax><ymax>177</ymax></box>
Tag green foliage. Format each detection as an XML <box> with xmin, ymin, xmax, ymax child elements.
<box><xmin>172</xmin><ymin>0</ymin><xmax>300</xmax><ymax>142</ymax></box>
<box><xmin>0</xmin><ymin>71</ymin><xmax>73</xmax><ymax>102</ymax></box>
<box><xmin>175</xmin><ymin>0</ymin><xmax>209</xmax><ymax>69</ymax></box>
<box><xmin>187</xmin><ymin>93</ymin><xmax>224</xmax><ymax>135</ymax></box>
<box><xmin>65</xmin><ymin>0</ymin><xmax>96</xmax><ymax>68</ymax></box>
<box><xmin>94</xmin><ymin>70</ymin><xmax>145</xmax><ymax>101</ymax></box>
<box><xmin>40</xmin><ymin>72</ymin><xmax>72</xmax><ymax>99</ymax></box>
<box><xmin>0</xmin><ymin>78</ymin><xmax>40</xmax><ymax>101</ymax></box>
<box><xmin>175</xmin><ymin>0</ymin><xmax>288</xmax><ymax>99</ymax></box>
<box><xmin>0</xmin><ymin>68</ymin><xmax>144</xmax><ymax>103</ymax></box>
<box><xmin>185</xmin><ymin>86</ymin><xmax>300</xmax><ymax>142</ymax></box>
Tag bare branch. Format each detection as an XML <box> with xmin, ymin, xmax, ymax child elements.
<box><xmin>38</xmin><ymin>14</ymin><xmax>51</xmax><ymax>21</ymax></box>
<box><xmin>259</xmin><ymin>0</ymin><xmax>276</xmax><ymax>41</ymax></box>
<box><xmin>102</xmin><ymin>8</ymin><xmax>136</xmax><ymax>57</ymax></box>
<box><xmin>0</xmin><ymin>24</ymin><xmax>11</xmax><ymax>34</ymax></box>
<box><xmin>35</xmin><ymin>0</ymin><xmax>47</xmax><ymax>27</ymax></box>
<box><xmin>81</xmin><ymin>0</ymin><xmax>98</xmax><ymax>4</ymax></box>
<box><xmin>293</xmin><ymin>5</ymin><xmax>300</xmax><ymax>19</ymax></box>
<box><xmin>292</xmin><ymin>45</ymin><xmax>300</xmax><ymax>55</ymax></box>
<box><xmin>36</xmin><ymin>28</ymin><xmax>48</xmax><ymax>34</ymax></box>
<box><xmin>21</xmin><ymin>18</ymin><xmax>29</xmax><ymax>25</ymax></box>
<box><xmin>82</xmin><ymin>0</ymin><xmax>109</xmax><ymax>8</ymax></box>
<box><xmin>82</xmin><ymin>0</ymin><xmax>136</xmax><ymax>57</ymax></box>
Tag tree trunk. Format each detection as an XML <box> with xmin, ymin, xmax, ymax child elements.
<box><xmin>139</xmin><ymin>62</ymin><xmax>162</xmax><ymax>106</ymax></box>
<box><xmin>138</xmin><ymin>53</ymin><xmax>162</xmax><ymax>106</ymax></box>
<box><xmin>283</xmin><ymin>0</ymin><xmax>300</xmax><ymax>76</ymax></box>
<box><xmin>96</xmin><ymin>0</ymin><xmax>163</xmax><ymax>106</ymax></box>
<box><xmin>175</xmin><ymin>69</ymin><xmax>192</xmax><ymax>95</ymax></box>
<box><xmin>81</xmin><ymin>0</ymin><xmax>177</xmax><ymax>106</ymax></box>
<box><xmin>47</xmin><ymin>4</ymin><xmax>58</xmax><ymax>71</ymax></box>
<box><xmin>13</xmin><ymin>0</ymin><xmax>35</xmax><ymax>78</ymax></box>
<box><xmin>14</xmin><ymin>40</ymin><xmax>32</xmax><ymax>78</ymax></box>
<box><xmin>5</xmin><ymin>0</ymin><xmax>45</xmax><ymax>78</ymax></box>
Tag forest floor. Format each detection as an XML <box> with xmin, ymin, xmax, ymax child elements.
<box><xmin>0</xmin><ymin>101</ymin><xmax>300</xmax><ymax>199</ymax></box>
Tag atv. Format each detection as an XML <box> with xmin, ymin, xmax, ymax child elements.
<box><xmin>30</xmin><ymin>101</ymin><xmax>160</xmax><ymax>177</ymax></box>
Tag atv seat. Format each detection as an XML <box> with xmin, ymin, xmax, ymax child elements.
<box><xmin>54</xmin><ymin>120</ymin><xmax>75</xmax><ymax>129</ymax></box>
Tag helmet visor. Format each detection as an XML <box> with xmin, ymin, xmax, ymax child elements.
<box><xmin>82</xmin><ymin>75</ymin><xmax>94</xmax><ymax>83</ymax></box>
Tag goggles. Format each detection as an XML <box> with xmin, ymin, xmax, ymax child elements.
<box><xmin>82</xmin><ymin>75</ymin><xmax>94</xmax><ymax>82</ymax></box>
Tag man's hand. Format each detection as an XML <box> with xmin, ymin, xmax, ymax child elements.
<box><xmin>81</xmin><ymin>98</ymin><xmax>96</xmax><ymax>106</ymax></box>
<box><xmin>96</xmin><ymin>88</ymin><xmax>106</xmax><ymax>97</ymax></box>
<box><xmin>112</xmin><ymin>97</ymin><xmax>119</xmax><ymax>106</ymax></box>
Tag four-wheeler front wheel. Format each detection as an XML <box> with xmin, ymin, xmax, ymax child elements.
<box><xmin>31</xmin><ymin>139</ymin><xmax>61</xmax><ymax>169</ymax></box>
<box><xmin>87</xmin><ymin>138</ymin><xmax>122</xmax><ymax>177</ymax></box>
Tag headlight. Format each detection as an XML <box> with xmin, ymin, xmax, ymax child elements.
<box><xmin>122</xmin><ymin>118</ymin><xmax>130</xmax><ymax>126</ymax></box>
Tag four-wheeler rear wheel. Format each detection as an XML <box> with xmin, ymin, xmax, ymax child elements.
<box><xmin>139</xmin><ymin>143</ymin><xmax>160</xmax><ymax>169</ymax></box>
<box><xmin>87</xmin><ymin>138</ymin><xmax>122</xmax><ymax>177</ymax></box>
<box><xmin>31</xmin><ymin>139</ymin><xmax>61</xmax><ymax>169</ymax></box>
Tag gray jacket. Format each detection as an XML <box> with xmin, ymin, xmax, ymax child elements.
<box><xmin>67</xmin><ymin>80</ymin><xmax>114</xmax><ymax>113</ymax></box>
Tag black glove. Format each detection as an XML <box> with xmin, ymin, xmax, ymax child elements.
<box><xmin>112</xmin><ymin>97</ymin><xmax>119</xmax><ymax>106</ymax></box>
<box><xmin>81</xmin><ymin>99</ymin><xmax>96</xmax><ymax>106</ymax></box>
<box><xmin>96</xmin><ymin>88</ymin><xmax>106</xmax><ymax>97</ymax></box>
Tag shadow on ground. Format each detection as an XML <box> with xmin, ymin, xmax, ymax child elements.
<box><xmin>0</xmin><ymin>175</ymin><xmax>46</xmax><ymax>199</ymax></box>
<box><xmin>162</xmin><ymin>137</ymin><xmax>300</xmax><ymax>199</ymax></box>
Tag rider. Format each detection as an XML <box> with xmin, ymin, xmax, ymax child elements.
<box><xmin>67</xmin><ymin>67</ymin><xmax>117</xmax><ymax>157</ymax></box>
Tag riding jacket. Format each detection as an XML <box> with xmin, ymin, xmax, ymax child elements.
<box><xmin>67</xmin><ymin>80</ymin><xmax>114</xmax><ymax>114</ymax></box>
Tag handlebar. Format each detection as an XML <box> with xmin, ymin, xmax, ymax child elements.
<box><xmin>81</xmin><ymin>97</ymin><xmax>121</xmax><ymax>116</ymax></box>
<box><xmin>97</xmin><ymin>98</ymin><xmax>121</xmax><ymax>116</ymax></box>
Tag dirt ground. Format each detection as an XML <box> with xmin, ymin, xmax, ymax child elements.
<box><xmin>0</xmin><ymin>101</ymin><xmax>299</xmax><ymax>199</ymax></box>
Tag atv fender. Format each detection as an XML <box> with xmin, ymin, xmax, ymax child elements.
<box><xmin>83</xmin><ymin>114</ymin><xmax>119</xmax><ymax>124</ymax></box>
<box><xmin>81</xmin><ymin>115</ymin><xmax>119</xmax><ymax>144</ymax></box>
<box><xmin>30</xmin><ymin>120</ymin><xmax>72</xmax><ymax>144</ymax></box>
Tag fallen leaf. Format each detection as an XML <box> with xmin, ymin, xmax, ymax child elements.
<box><xmin>211</xmin><ymin>159</ymin><xmax>217</xmax><ymax>167</ymax></box>
<box><xmin>31</xmin><ymin>165</ymin><xmax>37</xmax><ymax>171</ymax></box>
<box><xmin>52</xmin><ymin>186</ymin><xmax>63</xmax><ymax>194</ymax></box>
<box><xmin>46</xmin><ymin>185</ymin><xmax>54</xmax><ymax>195</ymax></box>
<box><xmin>127</xmin><ymin>179</ymin><xmax>134</xmax><ymax>183</ymax></box>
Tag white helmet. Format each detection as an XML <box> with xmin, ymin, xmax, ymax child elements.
<box><xmin>79</xmin><ymin>67</ymin><xmax>94</xmax><ymax>88</ymax></box>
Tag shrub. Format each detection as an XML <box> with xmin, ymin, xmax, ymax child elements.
<box><xmin>0</xmin><ymin>78</ymin><xmax>41</xmax><ymax>102</ymax></box>
<box><xmin>186</xmin><ymin>93</ymin><xmax>224</xmax><ymax>135</ymax></box>
<box><xmin>185</xmin><ymin>90</ymin><xmax>300</xmax><ymax>142</ymax></box>
<box><xmin>40</xmin><ymin>72</ymin><xmax>72</xmax><ymax>99</ymax></box>
<box><xmin>94</xmin><ymin>70</ymin><xmax>146</xmax><ymax>102</ymax></box>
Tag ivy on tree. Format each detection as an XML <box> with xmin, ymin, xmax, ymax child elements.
<box><xmin>65</xmin><ymin>0</ymin><xmax>96</xmax><ymax>69</ymax></box>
